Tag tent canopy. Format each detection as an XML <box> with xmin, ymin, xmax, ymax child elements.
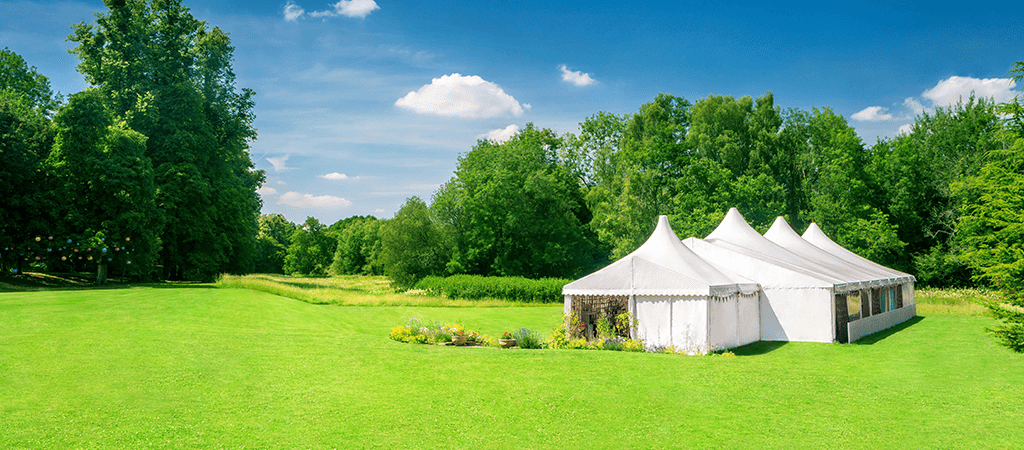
<box><xmin>801</xmin><ymin>222</ymin><xmax>915</xmax><ymax>283</ymax></box>
<box><xmin>764</xmin><ymin>216</ymin><xmax>895</xmax><ymax>286</ymax></box>
<box><xmin>562</xmin><ymin>215</ymin><xmax>759</xmax><ymax>297</ymax></box>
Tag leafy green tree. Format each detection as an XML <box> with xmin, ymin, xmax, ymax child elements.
<box><xmin>955</xmin><ymin>63</ymin><xmax>1024</xmax><ymax>351</ymax></box>
<box><xmin>46</xmin><ymin>89</ymin><xmax>160</xmax><ymax>281</ymax></box>
<box><xmin>283</xmin><ymin>217</ymin><xmax>336</xmax><ymax>276</ymax></box>
<box><xmin>0</xmin><ymin>47</ymin><xmax>60</xmax><ymax>113</ymax></box>
<box><xmin>585</xmin><ymin>94</ymin><xmax>690</xmax><ymax>257</ymax></box>
<box><xmin>869</xmin><ymin>96</ymin><xmax>1001</xmax><ymax>281</ymax></box>
<box><xmin>69</xmin><ymin>0</ymin><xmax>262</xmax><ymax>281</ymax></box>
<box><xmin>0</xmin><ymin>92</ymin><xmax>55</xmax><ymax>274</ymax></box>
<box><xmin>254</xmin><ymin>214</ymin><xmax>296</xmax><ymax>274</ymax></box>
<box><xmin>435</xmin><ymin>124</ymin><xmax>605</xmax><ymax>278</ymax></box>
<box><xmin>329</xmin><ymin>217</ymin><xmax>383</xmax><ymax>276</ymax></box>
<box><xmin>381</xmin><ymin>197</ymin><xmax>450</xmax><ymax>289</ymax></box>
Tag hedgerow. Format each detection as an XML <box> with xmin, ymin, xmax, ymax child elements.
<box><xmin>413</xmin><ymin>274</ymin><xmax>570</xmax><ymax>303</ymax></box>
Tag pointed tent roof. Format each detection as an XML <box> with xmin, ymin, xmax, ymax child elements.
<box><xmin>801</xmin><ymin>223</ymin><xmax>915</xmax><ymax>282</ymax></box>
<box><xmin>763</xmin><ymin>217</ymin><xmax>893</xmax><ymax>285</ymax></box>
<box><xmin>562</xmin><ymin>215</ymin><xmax>759</xmax><ymax>297</ymax></box>
<box><xmin>701</xmin><ymin>208</ymin><xmax>849</xmax><ymax>284</ymax></box>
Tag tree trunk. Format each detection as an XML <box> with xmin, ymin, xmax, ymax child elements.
<box><xmin>97</xmin><ymin>262</ymin><xmax>108</xmax><ymax>285</ymax></box>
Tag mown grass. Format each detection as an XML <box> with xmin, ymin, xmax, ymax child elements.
<box><xmin>216</xmin><ymin>273</ymin><xmax>554</xmax><ymax>307</ymax></box>
<box><xmin>1</xmin><ymin>285</ymin><xmax>1022</xmax><ymax>448</ymax></box>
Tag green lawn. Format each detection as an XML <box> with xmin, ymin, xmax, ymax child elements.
<box><xmin>1</xmin><ymin>286</ymin><xmax>1021</xmax><ymax>448</ymax></box>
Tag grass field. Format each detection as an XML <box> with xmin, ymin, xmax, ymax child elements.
<box><xmin>1</xmin><ymin>281</ymin><xmax>1022</xmax><ymax>448</ymax></box>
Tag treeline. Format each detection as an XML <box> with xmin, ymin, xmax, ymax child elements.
<box><xmin>261</xmin><ymin>80</ymin><xmax>1024</xmax><ymax>294</ymax></box>
<box><xmin>0</xmin><ymin>0</ymin><xmax>261</xmax><ymax>281</ymax></box>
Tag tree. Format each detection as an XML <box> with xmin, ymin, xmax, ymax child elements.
<box><xmin>0</xmin><ymin>47</ymin><xmax>60</xmax><ymax>113</ymax></box>
<box><xmin>380</xmin><ymin>197</ymin><xmax>449</xmax><ymax>289</ymax></box>
<box><xmin>434</xmin><ymin>124</ymin><xmax>605</xmax><ymax>278</ymax></box>
<box><xmin>46</xmin><ymin>89</ymin><xmax>160</xmax><ymax>281</ymax></box>
<box><xmin>954</xmin><ymin>63</ymin><xmax>1024</xmax><ymax>352</ymax></box>
<box><xmin>69</xmin><ymin>0</ymin><xmax>262</xmax><ymax>281</ymax></box>
<box><xmin>283</xmin><ymin>217</ymin><xmax>336</xmax><ymax>276</ymax></box>
<box><xmin>329</xmin><ymin>217</ymin><xmax>383</xmax><ymax>276</ymax></box>
<box><xmin>254</xmin><ymin>214</ymin><xmax>295</xmax><ymax>274</ymax></box>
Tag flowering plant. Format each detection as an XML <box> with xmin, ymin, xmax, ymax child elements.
<box><xmin>502</xmin><ymin>332</ymin><xmax>514</xmax><ymax>340</ymax></box>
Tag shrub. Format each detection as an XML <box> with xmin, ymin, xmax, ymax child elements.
<box><xmin>621</xmin><ymin>338</ymin><xmax>646</xmax><ymax>352</ymax></box>
<box><xmin>512</xmin><ymin>328</ymin><xmax>544</xmax><ymax>349</ymax></box>
<box><xmin>413</xmin><ymin>274</ymin><xmax>571</xmax><ymax>303</ymax></box>
<box><xmin>596</xmin><ymin>316</ymin><xmax>615</xmax><ymax>340</ymax></box>
<box><xmin>549</xmin><ymin>319</ymin><xmax>570</xmax><ymax>349</ymax></box>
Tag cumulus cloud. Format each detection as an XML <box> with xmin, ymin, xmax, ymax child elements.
<box><xmin>284</xmin><ymin>2</ymin><xmax>304</xmax><ymax>21</ymax></box>
<box><xmin>897</xmin><ymin>124</ymin><xmax>914</xmax><ymax>135</ymax></box>
<box><xmin>320</xmin><ymin>172</ymin><xmax>350</xmax><ymax>180</ymax></box>
<box><xmin>480</xmin><ymin>124</ymin><xmax>519</xmax><ymax>143</ymax></box>
<box><xmin>922</xmin><ymin>76</ymin><xmax>1017</xmax><ymax>107</ymax></box>
<box><xmin>278</xmin><ymin>192</ymin><xmax>353</xmax><ymax>208</ymax></box>
<box><xmin>309</xmin><ymin>0</ymin><xmax>379</xmax><ymax>19</ymax></box>
<box><xmin>395</xmin><ymin>73</ymin><xmax>528</xmax><ymax>119</ymax></box>
<box><xmin>851</xmin><ymin>106</ymin><xmax>894</xmax><ymax>122</ymax></box>
<box><xmin>559</xmin><ymin>64</ymin><xmax>595</xmax><ymax>86</ymax></box>
<box><xmin>257</xmin><ymin>186</ymin><xmax>279</xmax><ymax>196</ymax></box>
<box><xmin>903</xmin><ymin>97</ymin><xmax>925</xmax><ymax>115</ymax></box>
<box><xmin>266</xmin><ymin>155</ymin><xmax>292</xmax><ymax>172</ymax></box>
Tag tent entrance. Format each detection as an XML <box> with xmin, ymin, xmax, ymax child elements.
<box><xmin>569</xmin><ymin>295</ymin><xmax>628</xmax><ymax>340</ymax></box>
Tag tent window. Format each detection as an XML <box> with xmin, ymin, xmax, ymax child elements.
<box><xmin>847</xmin><ymin>291</ymin><xmax>861</xmax><ymax>321</ymax></box>
<box><xmin>888</xmin><ymin>288</ymin><xmax>897</xmax><ymax>311</ymax></box>
<box><xmin>569</xmin><ymin>295</ymin><xmax>628</xmax><ymax>340</ymax></box>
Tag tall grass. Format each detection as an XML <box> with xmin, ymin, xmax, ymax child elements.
<box><xmin>216</xmin><ymin>274</ymin><xmax>547</xmax><ymax>307</ymax></box>
<box><xmin>915</xmin><ymin>287</ymin><xmax>994</xmax><ymax>316</ymax></box>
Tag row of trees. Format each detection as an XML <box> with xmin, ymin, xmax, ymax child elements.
<box><xmin>1</xmin><ymin>0</ymin><xmax>261</xmax><ymax>281</ymax></box>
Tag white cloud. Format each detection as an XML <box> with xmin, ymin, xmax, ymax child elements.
<box><xmin>266</xmin><ymin>155</ymin><xmax>293</xmax><ymax>172</ymax></box>
<box><xmin>922</xmin><ymin>76</ymin><xmax>1018</xmax><ymax>107</ymax></box>
<box><xmin>257</xmin><ymin>186</ymin><xmax>279</xmax><ymax>196</ymax></box>
<box><xmin>851</xmin><ymin>106</ymin><xmax>893</xmax><ymax>122</ymax></box>
<box><xmin>479</xmin><ymin>124</ymin><xmax>519</xmax><ymax>143</ymax></box>
<box><xmin>559</xmin><ymin>64</ymin><xmax>595</xmax><ymax>86</ymax></box>
<box><xmin>309</xmin><ymin>0</ymin><xmax>380</xmax><ymax>19</ymax></box>
<box><xmin>903</xmin><ymin>97</ymin><xmax>925</xmax><ymax>115</ymax></box>
<box><xmin>395</xmin><ymin>73</ymin><xmax>528</xmax><ymax>119</ymax></box>
<box><xmin>897</xmin><ymin>123</ymin><xmax>914</xmax><ymax>135</ymax></box>
<box><xmin>279</xmin><ymin>192</ymin><xmax>353</xmax><ymax>208</ymax></box>
<box><xmin>284</xmin><ymin>2</ymin><xmax>304</xmax><ymax>21</ymax></box>
<box><xmin>319</xmin><ymin>172</ymin><xmax>348</xmax><ymax>180</ymax></box>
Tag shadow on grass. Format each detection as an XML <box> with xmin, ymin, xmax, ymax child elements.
<box><xmin>851</xmin><ymin>315</ymin><xmax>925</xmax><ymax>345</ymax></box>
<box><xmin>731</xmin><ymin>340</ymin><xmax>789</xmax><ymax>356</ymax></box>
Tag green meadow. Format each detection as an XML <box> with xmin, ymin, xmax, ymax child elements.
<box><xmin>1</xmin><ymin>281</ymin><xmax>1021</xmax><ymax>448</ymax></box>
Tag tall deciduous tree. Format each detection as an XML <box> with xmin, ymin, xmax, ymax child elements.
<box><xmin>46</xmin><ymin>89</ymin><xmax>160</xmax><ymax>280</ymax></box>
<box><xmin>434</xmin><ymin>124</ymin><xmax>605</xmax><ymax>278</ymax></box>
<box><xmin>380</xmin><ymin>197</ymin><xmax>449</xmax><ymax>289</ymax></box>
<box><xmin>69</xmin><ymin>0</ymin><xmax>262</xmax><ymax>281</ymax></box>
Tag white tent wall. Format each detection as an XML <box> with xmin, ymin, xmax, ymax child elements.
<box><xmin>709</xmin><ymin>296</ymin><xmax>739</xmax><ymax>349</ymax></box>
<box><xmin>759</xmin><ymin>287</ymin><xmax>835</xmax><ymax>342</ymax></box>
<box><xmin>634</xmin><ymin>295</ymin><xmax>711</xmax><ymax>353</ymax></box>
<box><xmin>737</xmin><ymin>293</ymin><xmax>760</xmax><ymax>346</ymax></box>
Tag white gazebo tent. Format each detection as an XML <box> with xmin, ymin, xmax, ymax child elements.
<box><xmin>562</xmin><ymin>215</ymin><xmax>760</xmax><ymax>353</ymax></box>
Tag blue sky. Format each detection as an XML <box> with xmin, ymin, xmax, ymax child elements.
<box><xmin>2</xmin><ymin>0</ymin><xmax>1022</xmax><ymax>225</ymax></box>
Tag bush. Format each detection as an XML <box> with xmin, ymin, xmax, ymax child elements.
<box><xmin>512</xmin><ymin>328</ymin><xmax>544</xmax><ymax>349</ymax></box>
<box><xmin>413</xmin><ymin>274</ymin><xmax>571</xmax><ymax>303</ymax></box>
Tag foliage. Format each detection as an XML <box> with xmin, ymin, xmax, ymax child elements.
<box><xmin>283</xmin><ymin>217</ymin><xmax>337</xmax><ymax>276</ymax></box>
<box><xmin>388</xmin><ymin>318</ymin><xmax>472</xmax><ymax>345</ymax></box>
<box><xmin>329</xmin><ymin>216</ymin><xmax>384</xmax><ymax>276</ymax></box>
<box><xmin>512</xmin><ymin>328</ymin><xmax>544</xmax><ymax>349</ymax></box>
<box><xmin>254</xmin><ymin>214</ymin><xmax>296</xmax><ymax>274</ymax></box>
<box><xmin>0</xmin><ymin>90</ymin><xmax>55</xmax><ymax>274</ymax></box>
<box><xmin>596</xmin><ymin>316</ymin><xmax>614</xmax><ymax>340</ymax></box>
<box><xmin>380</xmin><ymin>197</ymin><xmax>450</xmax><ymax>289</ymax></box>
<box><xmin>413</xmin><ymin>274</ymin><xmax>570</xmax><ymax>303</ymax></box>
<box><xmin>433</xmin><ymin>124</ymin><xmax>607</xmax><ymax>278</ymax></box>
<box><xmin>0</xmin><ymin>47</ymin><xmax>60</xmax><ymax>113</ymax></box>
<box><xmin>68</xmin><ymin>0</ymin><xmax>262</xmax><ymax>281</ymax></box>
<box><xmin>45</xmin><ymin>89</ymin><xmax>160</xmax><ymax>280</ymax></box>
<box><xmin>954</xmin><ymin>80</ymin><xmax>1024</xmax><ymax>351</ymax></box>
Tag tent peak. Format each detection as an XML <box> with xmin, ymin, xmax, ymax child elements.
<box><xmin>706</xmin><ymin>207</ymin><xmax>761</xmax><ymax>242</ymax></box>
<box><xmin>764</xmin><ymin>216</ymin><xmax>801</xmax><ymax>241</ymax></box>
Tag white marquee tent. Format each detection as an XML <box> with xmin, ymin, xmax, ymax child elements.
<box><xmin>563</xmin><ymin>208</ymin><xmax>917</xmax><ymax>352</ymax></box>
<box><xmin>562</xmin><ymin>215</ymin><xmax>760</xmax><ymax>353</ymax></box>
